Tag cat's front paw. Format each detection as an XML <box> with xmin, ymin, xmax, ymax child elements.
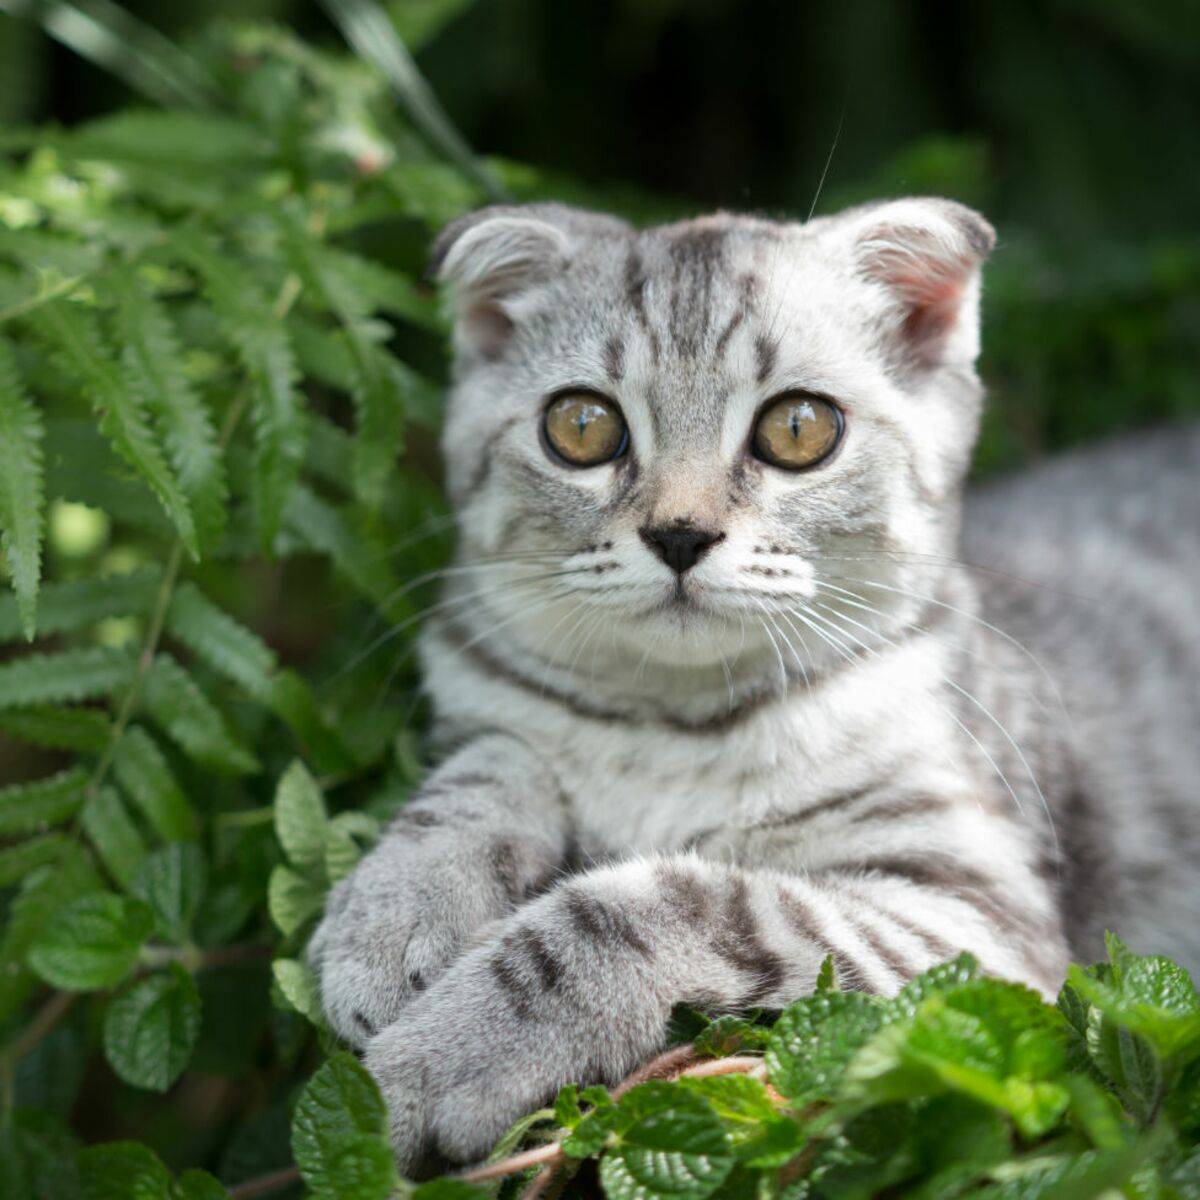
<box><xmin>308</xmin><ymin>835</ymin><xmax>514</xmax><ymax>1046</ymax></box>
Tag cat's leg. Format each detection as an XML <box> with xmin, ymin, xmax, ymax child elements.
<box><xmin>308</xmin><ymin>735</ymin><xmax>569</xmax><ymax>1047</ymax></box>
<box><xmin>365</xmin><ymin>847</ymin><xmax>1067</xmax><ymax>1172</ymax></box>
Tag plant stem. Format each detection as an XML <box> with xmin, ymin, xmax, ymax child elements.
<box><xmin>226</xmin><ymin>1164</ymin><xmax>302</xmax><ymax>1199</ymax></box>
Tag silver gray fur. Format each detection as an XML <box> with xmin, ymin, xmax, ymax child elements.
<box><xmin>308</xmin><ymin>198</ymin><xmax>1200</xmax><ymax>1172</ymax></box>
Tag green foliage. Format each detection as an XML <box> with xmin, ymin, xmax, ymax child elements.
<box><xmin>0</xmin><ymin>2</ymin><xmax>1196</xmax><ymax>1197</ymax></box>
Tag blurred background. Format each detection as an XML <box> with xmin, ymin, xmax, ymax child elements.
<box><xmin>3</xmin><ymin>0</ymin><xmax>1199</xmax><ymax>469</ymax></box>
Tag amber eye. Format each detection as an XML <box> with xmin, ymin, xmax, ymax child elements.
<box><xmin>543</xmin><ymin>393</ymin><xmax>628</xmax><ymax>467</ymax></box>
<box><xmin>752</xmin><ymin>394</ymin><xmax>843</xmax><ymax>470</ymax></box>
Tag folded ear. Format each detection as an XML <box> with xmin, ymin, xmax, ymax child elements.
<box><xmin>849</xmin><ymin>198</ymin><xmax>995</xmax><ymax>371</ymax></box>
<box><xmin>430</xmin><ymin>207</ymin><xmax>573</xmax><ymax>360</ymax></box>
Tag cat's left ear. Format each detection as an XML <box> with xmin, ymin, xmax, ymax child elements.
<box><xmin>845</xmin><ymin>198</ymin><xmax>995</xmax><ymax>370</ymax></box>
<box><xmin>429</xmin><ymin>206</ymin><xmax>572</xmax><ymax>360</ymax></box>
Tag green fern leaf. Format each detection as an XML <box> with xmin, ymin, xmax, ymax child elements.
<box><xmin>142</xmin><ymin>654</ymin><xmax>258</xmax><ymax>775</ymax></box>
<box><xmin>0</xmin><ymin>645</ymin><xmax>136</xmax><ymax>709</ymax></box>
<box><xmin>110</xmin><ymin>270</ymin><xmax>228</xmax><ymax>550</ymax></box>
<box><xmin>111</xmin><ymin>726</ymin><xmax>195</xmax><ymax>842</ymax></box>
<box><xmin>0</xmin><ymin>766</ymin><xmax>89</xmax><ymax>835</ymax></box>
<box><xmin>166</xmin><ymin>582</ymin><xmax>277</xmax><ymax>700</ymax></box>
<box><xmin>0</xmin><ymin>333</ymin><xmax>46</xmax><ymax>640</ymax></box>
<box><xmin>31</xmin><ymin>301</ymin><xmax>199</xmax><ymax>558</ymax></box>
<box><xmin>0</xmin><ymin>567</ymin><xmax>159</xmax><ymax>644</ymax></box>
<box><xmin>177</xmin><ymin>234</ymin><xmax>306</xmax><ymax>551</ymax></box>
<box><xmin>0</xmin><ymin>834</ymin><xmax>71</xmax><ymax>888</ymax></box>
<box><xmin>307</xmin><ymin>244</ymin><xmax>441</xmax><ymax>330</ymax></box>
<box><xmin>0</xmin><ymin>705</ymin><xmax>110</xmax><ymax>752</ymax></box>
<box><xmin>82</xmin><ymin>785</ymin><xmax>147</xmax><ymax>890</ymax></box>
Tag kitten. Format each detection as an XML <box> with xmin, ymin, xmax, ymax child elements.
<box><xmin>308</xmin><ymin>198</ymin><xmax>1200</xmax><ymax>1171</ymax></box>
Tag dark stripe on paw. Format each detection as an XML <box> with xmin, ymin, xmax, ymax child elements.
<box><xmin>490</xmin><ymin>950</ymin><xmax>536</xmax><ymax>1019</ymax></box>
<box><xmin>777</xmin><ymin>888</ymin><xmax>863</xmax><ymax>989</ymax></box>
<box><xmin>563</xmin><ymin>889</ymin><xmax>651</xmax><ymax>956</ymax></box>
<box><xmin>712</xmin><ymin>877</ymin><xmax>786</xmax><ymax>1006</ymax></box>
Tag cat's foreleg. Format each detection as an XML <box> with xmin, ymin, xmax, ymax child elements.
<box><xmin>308</xmin><ymin>735</ymin><xmax>569</xmax><ymax>1046</ymax></box>
<box><xmin>365</xmin><ymin>850</ymin><xmax>1067</xmax><ymax>1171</ymax></box>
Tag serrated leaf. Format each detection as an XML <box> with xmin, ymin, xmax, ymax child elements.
<box><xmin>102</xmin><ymin>964</ymin><xmax>202</xmax><ymax>1092</ymax></box>
<box><xmin>272</xmin><ymin>958</ymin><xmax>326</xmax><ymax>1027</ymax></box>
<box><xmin>112</xmin><ymin>726</ymin><xmax>195</xmax><ymax>842</ymax></box>
<box><xmin>176</xmin><ymin>1169</ymin><xmax>234</xmax><ymax>1200</ymax></box>
<box><xmin>0</xmin><ymin>1109</ymin><xmax>81</xmax><ymax>1200</ymax></box>
<box><xmin>694</xmin><ymin>1016</ymin><xmax>770</xmax><ymax>1060</ymax></box>
<box><xmin>268</xmin><ymin>865</ymin><xmax>326</xmax><ymax>937</ymax></box>
<box><xmin>815</xmin><ymin>953</ymin><xmax>839</xmax><ymax>993</ymax></box>
<box><xmin>81</xmin><ymin>785</ymin><xmax>147</xmax><ymax>890</ymax></box>
<box><xmin>0</xmin><ymin>645</ymin><xmax>135</xmax><ymax>709</ymax></box>
<box><xmin>598</xmin><ymin>1084</ymin><xmax>734</xmax><ymax>1200</ymax></box>
<box><xmin>291</xmin><ymin>1052</ymin><xmax>397</xmax><ymax>1200</ymax></box>
<box><xmin>0</xmin><ymin>333</ymin><xmax>45</xmax><ymax>639</ymax></box>
<box><xmin>887</xmin><ymin>953</ymin><xmax>979</xmax><ymax>1020</ymax></box>
<box><xmin>32</xmin><ymin>300</ymin><xmax>198</xmax><ymax>558</ymax></box>
<box><xmin>78</xmin><ymin>1141</ymin><xmax>172</xmax><ymax>1200</ymax></box>
<box><xmin>142</xmin><ymin>654</ymin><xmax>258</xmax><ymax>774</ymax></box>
<box><xmin>766</xmin><ymin>991</ymin><xmax>887</xmax><ymax>1103</ymax></box>
<box><xmin>131</xmin><ymin>844</ymin><xmax>207</xmax><ymax>944</ymax></box>
<box><xmin>274</xmin><ymin>760</ymin><xmax>328</xmax><ymax>871</ymax></box>
<box><xmin>0</xmin><ymin>833</ymin><xmax>71</xmax><ymax>887</ymax></box>
<box><xmin>0</xmin><ymin>766</ymin><xmax>88</xmax><ymax>835</ymax></box>
<box><xmin>179</xmin><ymin>233</ymin><xmax>306</xmax><ymax>550</ymax></box>
<box><xmin>110</xmin><ymin>269</ymin><xmax>228</xmax><ymax>549</ymax></box>
<box><xmin>166</xmin><ymin>582</ymin><xmax>276</xmax><ymax>699</ymax></box>
<box><xmin>0</xmin><ymin>568</ymin><xmax>160</xmax><ymax>644</ymax></box>
<box><xmin>0</xmin><ymin>705</ymin><xmax>110</xmax><ymax>751</ymax></box>
<box><xmin>28</xmin><ymin>892</ymin><xmax>154</xmax><ymax>991</ymax></box>
<box><xmin>324</xmin><ymin>810</ymin><xmax>379</xmax><ymax>882</ymax></box>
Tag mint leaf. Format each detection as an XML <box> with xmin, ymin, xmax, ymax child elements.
<box><xmin>694</xmin><ymin>1016</ymin><xmax>769</xmax><ymax>1059</ymax></box>
<box><xmin>28</xmin><ymin>892</ymin><xmax>154</xmax><ymax>990</ymax></box>
<box><xmin>0</xmin><ymin>1109</ymin><xmax>81</xmax><ymax>1200</ymax></box>
<box><xmin>291</xmin><ymin>1053</ymin><xmax>397</xmax><ymax>1200</ymax></box>
<box><xmin>130</xmin><ymin>844</ymin><xmax>207</xmax><ymax>944</ymax></box>
<box><xmin>271</xmin><ymin>958</ymin><xmax>325</xmax><ymax>1027</ymax></box>
<box><xmin>766</xmin><ymin>992</ymin><xmax>886</xmax><ymax>1102</ymax></box>
<box><xmin>274</xmin><ymin>760</ymin><xmax>327</xmax><ymax>872</ymax></box>
<box><xmin>267</xmin><ymin>864</ymin><xmax>326</xmax><ymax>937</ymax></box>
<box><xmin>78</xmin><ymin>1141</ymin><xmax>172</xmax><ymax>1200</ymax></box>
<box><xmin>102</xmin><ymin>964</ymin><xmax>202</xmax><ymax>1092</ymax></box>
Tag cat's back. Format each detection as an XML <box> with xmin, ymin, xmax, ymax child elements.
<box><xmin>962</xmin><ymin>424</ymin><xmax>1200</xmax><ymax>966</ymax></box>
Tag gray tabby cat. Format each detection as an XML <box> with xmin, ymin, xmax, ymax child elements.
<box><xmin>308</xmin><ymin>197</ymin><xmax>1200</xmax><ymax>1172</ymax></box>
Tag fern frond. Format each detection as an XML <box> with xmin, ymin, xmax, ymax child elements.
<box><xmin>304</xmin><ymin>244</ymin><xmax>441</xmax><ymax>330</ymax></box>
<box><xmin>0</xmin><ymin>834</ymin><xmax>71</xmax><ymax>888</ymax></box>
<box><xmin>0</xmin><ymin>705</ymin><xmax>110</xmax><ymax>752</ymax></box>
<box><xmin>177</xmin><ymin>234</ymin><xmax>306</xmax><ymax>552</ymax></box>
<box><xmin>0</xmin><ymin>645</ymin><xmax>136</xmax><ymax>709</ymax></box>
<box><xmin>165</xmin><ymin>582</ymin><xmax>276</xmax><ymax>700</ymax></box>
<box><xmin>0</xmin><ymin>766</ymin><xmax>89</xmax><ymax>835</ymax></box>
<box><xmin>0</xmin><ymin>332</ymin><xmax>45</xmax><ymax>639</ymax></box>
<box><xmin>142</xmin><ymin>654</ymin><xmax>258</xmax><ymax>775</ymax></box>
<box><xmin>110</xmin><ymin>270</ymin><xmax>228</xmax><ymax>550</ymax></box>
<box><xmin>81</xmin><ymin>784</ymin><xmax>147</xmax><ymax>890</ymax></box>
<box><xmin>31</xmin><ymin>301</ymin><xmax>199</xmax><ymax>558</ymax></box>
<box><xmin>0</xmin><ymin>567</ymin><xmax>159</xmax><ymax>644</ymax></box>
<box><xmin>111</xmin><ymin>726</ymin><xmax>195</xmax><ymax>842</ymax></box>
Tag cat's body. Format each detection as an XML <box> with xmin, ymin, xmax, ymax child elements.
<box><xmin>309</xmin><ymin>199</ymin><xmax>1200</xmax><ymax>1171</ymax></box>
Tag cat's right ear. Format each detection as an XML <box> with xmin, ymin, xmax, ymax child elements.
<box><xmin>429</xmin><ymin>208</ymin><xmax>572</xmax><ymax>360</ymax></box>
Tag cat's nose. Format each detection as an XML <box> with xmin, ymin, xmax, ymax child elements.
<box><xmin>639</xmin><ymin>524</ymin><xmax>725</xmax><ymax>574</ymax></box>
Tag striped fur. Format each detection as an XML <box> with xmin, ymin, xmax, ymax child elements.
<box><xmin>311</xmin><ymin>199</ymin><xmax>1200</xmax><ymax>1171</ymax></box>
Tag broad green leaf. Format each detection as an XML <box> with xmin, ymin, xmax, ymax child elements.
<box><xmin>0</xmin><ymin>766</ymin><xmax>88</xmax><ymax>835</ymax></box>
<box><xmin>766</xmin><ymin>991</ymin><xmax>887</xmax><ymax>1102</ymax></box>
<box><xmin>324</xmin><ymin>810</ymin><xmax>380</xmax><ymax>882</ymax></box>
<box><xmin>598</xmin><ymin>1083</ymin><xmax>735</xmax><ymax>1200</ymax></box>
<box><xmin>678</xmin><ymin>1075</ymin><xmax>803</xmax><ymax>1167</ymax></box>
<box><xmin>112</xmin><ymin>726</ymin><xmax>195</xmax><ymax>841</ymax></box>
<box><xmin>78</xmin><ymin>1141</ymin><xmax>172</xmax><ymax>1200</ymax></box>
<box><xmin>268</xmin><ymin>865</ymin><xmax>327</xmax><ymax>937</ymax></box>
<box><xmin>274</xmin><ymin>760</ymin><xmax>328</xmax><ymax>871</ymax></box>
<box><xmin>176</xmin><ymin>1170</ymin><xmax>234</xmax><ymax>1200</ymax></box>
<box><xmin>32</xmin><ymin>300</ymin><xmax>198</xmax><ymax>558</ymax></box>
<box><xmin>81</xmin><ymin>785</ymin><xmax>147</xmax><ymax>891</ymax></box>
<box><xmin>291</xmin><ymin>1052</ymin><xmax>397</xmax><ymax>1200</ymax></box>
<box><xmin>0</xmin><ymin>333</ymin><xmax>45</xmax><ymax>639</ymax></box>
<box><xmin>694</xmin><ymin>1016</ymin><xmax>770</xmax><ymax>1060</ymax></box>
<box><xmin>886</xmin><ymin>952</ymin><xmax>979</xmax><ymax>1020</ymax></box>
<box><xmin>0</xmin><ymin>568</ymin><xmax>159</xmax><ymax>644</ymax></box>
<box><xmin>28</xmin><ymin>891</ymin><xmax>155</xmax><ymax>991</ymax></box>
<box><xmin>130</xmin><ymin>844</ymin><xmax>207</xmax><ymax>944</ymax></box>
<box><xmin>0</xmin><ymin>1109</ymin><xmax>81</xmax><ymax>1200</ymax></box>
<box><xmin>0</xmin><ymin>705</ymin><xmax>110</xmax><ymax>752</ymax></box>
<box><xmin>102</xmin><ymin>964</ymin><xmax>202</xmax><ymax>1092</ymax></box>
<box><xmin>272</xmin><ymin>958</ymin><xmax>325</xmax><ymax>1027</ymax></box>
<box><xmin>0</xmin><ymin>645</ymin><xmax>135</xmax><ymax>709</ymax></box>
<box><xmin>142</xmin><ymin>654</ymin><xmax>258</xmax><ymax>774</ymax></box>
<box><xmin>1086</xmin><ymin>1010</ymin><xmax>1163</xmax><ymax>1126</ymax></box>
<box><xmin>110</xmin><ymin>270</ymin><xmax>228</xmax><ymax>549</ymax></box>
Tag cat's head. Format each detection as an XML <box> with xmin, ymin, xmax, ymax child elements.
<box><xmin>429</xmin><ymin>199</ymin><xmax>993</xmax><ymax>685</ymax></box>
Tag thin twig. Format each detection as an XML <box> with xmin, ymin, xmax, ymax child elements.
<box><xmin>226</xmin><ymin>1164</ymin><xmax>302</xmax><ymax>1199</ymax></box>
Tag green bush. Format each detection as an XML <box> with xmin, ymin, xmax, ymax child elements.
<box><xmin>0</xmin><ymin>5</ymin><xmax>1198</xmax><ymax>1199</ymax></box>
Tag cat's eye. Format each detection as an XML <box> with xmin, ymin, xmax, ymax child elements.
<box><xmin>752</xmin><ymin>394</ymin><xmax>843</xmax><ymax>470</ymax></box>
<box><xmin>543</xmin><ymin>392</ymin><xmax>628</xmax><ymax>467</ymax></box>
